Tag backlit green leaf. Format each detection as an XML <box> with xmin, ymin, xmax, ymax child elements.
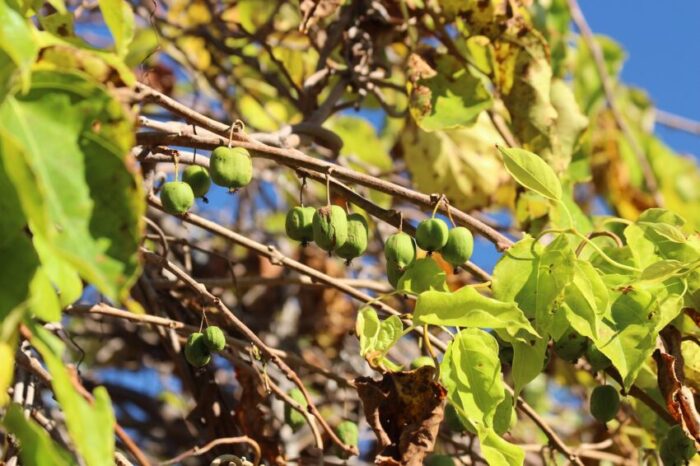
<box><xmin>498</xmin><ymin>146</ymin><xmax>562</xmax><ymax>201</ymax></box>
<box><xmin>397</xmin><ymin>258</ymin><xmax>448</xmax><ymax>294</ymax></box>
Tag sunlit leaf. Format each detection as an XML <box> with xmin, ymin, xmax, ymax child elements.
<box><xmin>498</xmin><ymin>146</ymin><xmax>562</xmax><ymax>201</ymax></box>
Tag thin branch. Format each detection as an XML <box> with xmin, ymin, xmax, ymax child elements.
<box><xmin>141</xmin><ymin>248</ymin><xmax>359</xmax><ymax>456</ymax></box>
<box><xmin>567</xmin><ymin>0</ymin><xmax>664</xmax><ymax>207</ymax></box>
<box><xmin>133</xmin><ymin>83</ymin><xmax>514</xmax><ymax>251</ymax></box>
<box><xmin>655</xmin><ymin>109</ymin><xmax>700</xmax><ymax>136</ymax></box>
<box><xmin>160</xmin><ymin>436</ymin><xmax>261</xmax><ymax>466</ymax></box>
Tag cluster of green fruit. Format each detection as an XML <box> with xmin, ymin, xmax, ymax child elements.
<box><xmin>285</xmin><ymin>204</ymin><xmax>369</xmax><ymax>264</ymax></box>
<box><xmin>184</xmin><ymin>325</ymin><xmax>226</xmax><ymax>367</ymax></box>
<box><xmin>160</xmin><ymin>146</ymin><xmax>253</xmax><ymax>215</ymax></box>
<box><xmin>385</xmin><ymin>218</ymin><xmax>473</xmax><ymax>287</ymax></box>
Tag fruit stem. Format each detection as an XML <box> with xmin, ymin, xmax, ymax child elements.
<box><xmin>325</xmin><ymin>170</ymin><xmax>332</xmax><ymax>206</ymax></box>
<box><xmin>299</xmin><ymin>175</ymin><xmax>307</xmax><ymax>207</ymax></box>
<box><xmin>174</xmin><ymin>152</ymin><xmax>180</xmax><ymax>180</ymax></box>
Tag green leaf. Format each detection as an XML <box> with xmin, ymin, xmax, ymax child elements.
<box><xmin>356</xmin><ymin>307</ymin><xmax>380</xmax><ymax>357</ymax></box>
<box><xmin>27</xmin><ymin>267</ymin><xmax>61</xmax><ymax>322</ymax></box>
<box><xmin>510</xmin><ymin>338</ymin><xmax>548</xmax><ymax>397</ymax></box>
<box><xmin>2</xmin><ymin>404</ymin><xmax>75</xmax><ymax>465</ymax></box>
<box><xmin>413</xmin><ymin>286</ymin><xmax>539</xmax><ymax>343</ymax></box>
<box><xmin>329</xmin><ymin>116</ymin><xmax>393</xmax><ymax>172</ymax></box>
<box><xmin>375</xmin><ymin>315</ymin><xmax>403</xmax><ymax>354</ymax></box>
<box><xmin>562</xmin><ymin>260</ymin><xmax>607</xmax><ymax>340</ymax></box>
<box><xmin>492</xmin><ymin>235</ymin><xmax>541</xmax><ymax>318</ymax></box>
<box><xmin>493</xmin><ymin>390</ymin><xmax>516</xmax><ymax>435</ymax></box>
<box><xmin>33</xmin><ymin>235</ymin><xmax>83</xmax><ymax>308</ymax></box>
<box><xmin>0</xmin><ymin>0</ymin><xmax>38</xmax><ymax>93</ymax></box>
<box><xmin>408</xmin><ymin>54</ymin><xmax>492</xmax><ymax>132</ymax></box>
<box><xmin>477</xmin><ymin>426</ymin><xmax>525</xmax><ymax>466</ymax></box>
<box><xmin>356</xmin><ymin>308</ymin><xmax>403</xmax><ymax>358</ymax></box>
<box><xmin>397</xmin><ymin>258</ymin><xmax>449</xmax><ymax>294</ymax></box>
<box><xmin>497</xmin><ymin>146</ymin><xmax>562</xmax><ymax>201</ymax></box>
<box><xmin>440</xmin><ymin>329</ymin><xmax>505</xmax><ymax>429</ymax></box>
<box><xmin>639</xmin><ymin>260</ymin><xmax>684</xmax><ymax>283</ymax></box>
<box><xmin>30</xmin><ymin>324</ymin><xmax>115</xmax><ymax>466</ymax></box>
<box><xmin>549</xmin><ymin>79</ymin><xmax>588</xmax><ymax>173</ymax></box>
<box><xmin>535</xmin><ymin>235</ymin><xmax>575</xmax><ymax>334</ymax></box>
<box><xmin>0</xmin><ymin>70</ymin><xmax>143</xmax><ymax>302</ymax></box>
<box><xmin>97</xmin><ymin>0</ymin><xmax>134</xmax><ymax>57</ymax></box>
<box><xmin>401</xmin><ymin>114</ymin><xmax>511</xmax><ymax>212</ymax></box>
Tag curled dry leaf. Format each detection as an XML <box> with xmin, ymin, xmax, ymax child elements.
<box><xmin>653</xmin><ymin>348</ymin><xmax>700</xmax><ymax>445</ymax></box>
<box><xmin>355</xmin><ymin>366</ymin><xmax>446</xmax><ymax>466</ymax></box>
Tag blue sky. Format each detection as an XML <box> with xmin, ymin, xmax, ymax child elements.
<box><xmin>584</xmin><ymin>1</ymin><xmax>700</xmax><ymax>156</ymax></box>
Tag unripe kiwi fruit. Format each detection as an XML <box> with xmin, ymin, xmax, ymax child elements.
<box><xmin>585</xmin><ymin>344</ymin><xmax>611</xmax><ymax>372</ymax></box>
<box><xmin>312</xmin><ymin>205</ymin><xmax>348</xmax><ymax>253</ymax></box>
<box><xmin>336</xmin><ymin>420</ymin><xmax>359</xmax><ymax>449</ymax></box>
<box><xmin>384</xmin><ymin>232</ymin><xmax>416</xmax><ymax>269</ymax></box>
<box><xmin>554</xmin><ymin>328</ymin><xmax>588</xmax><ymax>362</ymax></box>
<box><xmin>410</xmin><ymin>356</ymin><xmax>435</xmax><ymax>369</ymax></box>
<box><xmin>416</xmin><ymin>218</ymin><xmax>449</xmax><ymax>252</ymax></box>
<box><xmin>184</xmin><ymin>332</ymin><xmax>211</xmax><ymax>367</ymax></box>
<box><xmin>210</xmin><ymin>146</ymin><xmax>253</xmax><ymax>190</ymax></box>
<box><xmin>161</xmin><ymin>181</ymin><xmax>195</xmax><ymax>215</ymax></box>
<box><xmin>284</xmin><ymin>387</ymin><xmax>308</xmax><ymax>431</ymax></box>
<box><xmin>440</xmin><ymin>227</ymin><xmax>473</xmax><ymax>268</ymax></box>
<box><xmin>203</xmin><ymin>326</ymin><xmax>226</xmax><ymax>352</ymax></box>
<box><xmin>589</xmin><ymin>385</ymin><xmax>620</xmax><ymax>423</ymax></box>
<box><xmin>285</xmin><ymin>206</ymin><xmax>315</xmax><ymax>244</ymax></box>
<box><xmin>336</xmin><ymin>213</ymin><xmax>369</xmax><ymax>263</ymax></box>
<box><xmin>660</xmin><ymin>425</ymin><xmax>697</xmax><ymax>465</ymax></box>
<box><xmin>425</xmin><ymin>455</ymin><xmax>455</xmax><ymax>466</ymax></box>
<box><xmin>182</xmin><ymin>165</ymin><xmax>211</xmax><ymax>198</ymax></box>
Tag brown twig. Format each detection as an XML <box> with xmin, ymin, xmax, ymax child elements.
<box><xmin>655</xmin><ymin>109</ymin><xmax>700</xmax><ymax>136</ymax></box>
<box><xmin>141</xmin><ymin>249</ymin><xmax>359</xmax><ymax>456</ymax></box>
<box><xmin>567</xmin><ymin>0</ymin><xmax>664</xmax><ymax>207</ymax></box>
<box><xmin>133</xmin><ymin>83</ymin><xmax>513</xmax><ymax>251</ymax></box>
<box><xmin>159</xmin><ymin>436</ymin><xmax>261</xmax><ymax>466</ymax></box>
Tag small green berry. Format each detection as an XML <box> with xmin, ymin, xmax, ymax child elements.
<box><xmin>384</xmin><ymin>232</ymin><xmax>416</xmax><ymax>269</ymax></box>
<box><xmin>161</xmin><ymin>181</ymin><xmax>195</xmax><ymax>215</ymax></box>
<box><xmin>387</xmin><ymin>261</ymin><xmax>404</xmax><ymax>289</ymax></box>
<box><xmin>312</xmin><ymin>205</ymin><xmax>348</xmax><ymax>253</ymax></box>
<box><xmin>589</xmin><ymin>385</ymin><xmax>620</xmax><ymax>423</ymax></box>
<box><xmin>210</xmin><ymin>146</ymin><xmax>253</xmax><ymax>190</ymax></box>
<box><xmin>660</xmin><ymin>425</ymin><xmax>697</xmax><ymax>465</ymax></box>
<box><xmin>336</xmin><ymin>213</ymin><xmax>369</xmax><ymax>263</ymax></box>
<box><xmin>182</xmin><ymin>165</ymin><xmax>211</xmax><ymax>198</ymax></box>
<box><xmin>284</xmin><ymin>387</ymin><xmax>308</xmax><ymax>431</ymax></box>
<box><xmin>554</xmin><ymin>328</ymin><xmax>588</xmax><ymax>362</ymax></box>
<box><xmin>416</xmin><ymin>218</ymin><xmax>449</xmax><ymax>252</ymax></box>
<box><xmin>410</xmin><ymin>356</ymin><xmax>435</xmax><ymax>369</ymax></box>
<box><xmin>203</xmin><ymin>326</ymin><xmax>226</xmax><ymax>352</ymax></box>
<box><xmin>440</xmin><ymin>227</ymin><xmax>473</xmax><ymax>268</ymax></box>
<box><xmin>184</xmin><ymin>333</ymin><xmax>211</xmax><ymax>367</ymax></box>
<box><xmin>285</xmin><ymin>206</ymin><xmax>315</xmax><ymax>244</ymax></box>
<box><xmin>336</xmin><ymin>420</ymin><xmax>359</xmax><ymax>449</ymax></box>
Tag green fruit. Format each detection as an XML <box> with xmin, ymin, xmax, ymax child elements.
<box><xmin>336</xmin><ymin>421</ymin><xmax>359</xmax><ymax>449</ymax></box>
<box><xmin>586</xmin><ymin>344</ymin><xmax>611</xmax><ymax>372</ymax></box>
<box><xmin>554</xmin><ymin>328</ymin><xmax>588</xmax><ymax>362</ymax></box>
<box><xmin>182</xmin><ymin>165</ymin><xmax>211</xmax><ymax>198</ymax></box>
<box><xmin>384</xmin><ymin>232</ymin><xmax>416</xmax><ymax>269</ymax></box>
<box><xmin>589</xmin><ymin>385</ymin><xmax>620</xmax><ymax>423</ymax></box>
<box><xmin>285</xmin><ymin>206</ymin><xmax>315</xmax><ymax>244</ymax></box>
<box><xmin>284</xmin><ymin>387</ymin><xmax>308</xmax><ymax>431</ymax></box>
<box><xmin>387</xmin><ymin>261</ymin><xmax>404</xmax><ymax>288</ymax></box>
<box><xmin>203</xmin><ymin>326</ymin><xmax>226</xmax><ymax>352</ymax></box>
<box><xmin>440</xmin><ymin>227</ymin><xmax>473</xmax><ymax>268</ymax></box>
<box><xmin>416</xmin><ymin>218</ymin><xmax>449</xmax><ymax>252</ymax></box>
<box><xmin>336</xmin><ymin>213</ymin><xmax>369</xmax><ymax>263</ymax></box>
<box><xmin>425</xmin><ymin>455</ymin><xmax>455</xmax><ymax>466</ymax></box>
<box><xmin>184</xmin><ymin>333</ymin><xmax>211</xmax><ymax>367</ymax></box>
<box><xmin>312</xmin><ymin>205</ymin><xmax>348</xmax><ymax>252</ymax></box>
<box><xmin>660</xmin><ymin>425</ymin><xmax>697</xmax><ymax>465</ymax></box>
<box><xmin>210</xmin><ymin>146</ymin><xmax>253</xmax><ymax>189</ymax></box>
<box><xmin>410</xmin><ymin>356</ymin><xmax>435</xmax><ymax>369</ymax></box>
<box><xmin>160</xmin><ymin>181</ymin><xmax>195</xmax><ymax>215</ymax></box>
